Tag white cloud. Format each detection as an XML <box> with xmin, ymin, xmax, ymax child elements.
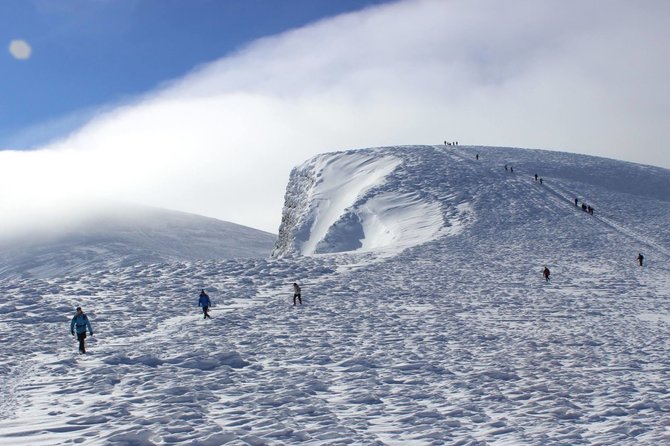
<box><xmin>1</xmin><ymin>0</ymin><xmax>669</xmax><ymax>236</ymax></box>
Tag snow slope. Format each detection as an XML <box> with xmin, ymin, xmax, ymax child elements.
<box><xmin>0</xmin><ymin>204</ymin><xmax>277</xmax><ymax>280</ymax></box>
<box><xmin>1</xmin><ymin>145</ymin><xmax>670</xmax><ymax>445</ymax></box>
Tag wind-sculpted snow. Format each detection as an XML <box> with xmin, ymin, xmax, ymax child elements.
<box><xmin>1</xmin><ymin>145</ymin><xmax>670</xmax><ymax>445</ymax></box>
<box><xmin>274</xmin><ymin>147</ymin><xmax>468</xmax><ymax>256</ymax></box>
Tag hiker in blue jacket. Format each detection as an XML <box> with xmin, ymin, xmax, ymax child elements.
<box><xmin>199</xmin><ymin>289</ymin><xmax>212</xmax><ymax>319</ymax></box>
<box><xmin>70</xmin><ymin>307</ymin><xmax>94</xmax><ymax>354</ymax></box>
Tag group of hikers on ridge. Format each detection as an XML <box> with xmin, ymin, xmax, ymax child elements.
<box><xmin>542</xmin><ymin>252</ymin><xmax>645</xmax><ymax>283</ymax></box>
<box><xmin>194</xmin><ymin>283</ymin><xmax>301</xmax><ymax>320</ymax></box>
<box><xmin>69</xmin><ymin>255</ymin><xmax>649</xmax><ymax>353</ymax></box>
<box><xmin>195</xmin><ymin>284</ymin><xmax>301</xmax><ymax>318</ymax></box>
<box><xmin>575</xmin><ymin>198</ymin><xmax>595</xmax><ymax>215</ymax></box>
<box><xmin>68</xmin><ymin>283</ymin><xmax>303</xmax><ymax>354</ymax></box>
<box><xmin>444</xmin><ymin>145</ymin><xmax>601</xmax><ymax>217</ymax></box>
<box><xmin>194</xmin><ymin>283</ymin><xmax>301</xmax><ymax>321</ymax></box>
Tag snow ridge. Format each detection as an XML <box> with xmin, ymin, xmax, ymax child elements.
<box><xmin>0</xmin><ymin>204</ymin><xmax>277</xmax><ymax>280</ymax></box>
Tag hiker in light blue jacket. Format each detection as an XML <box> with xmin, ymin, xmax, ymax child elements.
<box><xmin>199</xmin><ymin>289</ymin><xmax>212</xmax><ymax>319</ymax></box>
<box><xmin>70</xmin><ymin>307</ymin><xmax>94</xmax><ymax>354</ymax></box>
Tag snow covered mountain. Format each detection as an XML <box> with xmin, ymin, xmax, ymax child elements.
<box><xmin>0</xmin><ymin>204</ymin><xmax>276</xmax><ymax>280</ymax></box>
<box><xmin>273</xmin><ymin>145</ymin><xmax>670</xmax><ymax>258</ymax></box>
<box><xmin>1</xmin><ymin>145</ymin><xmax>670</xmax><ymax>445</ymax></box>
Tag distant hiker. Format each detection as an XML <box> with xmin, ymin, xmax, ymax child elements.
<box><xmin>582</xmin><ymin>203</ymin><xmax>587</xmax><ymax>212</ymax></box>
<box><xmin>637</xmin><ymin>253</ymin><xmax>644</xmax><ymax>266</ymax></box>
<box><xmin>70</xmin><ymin>307</ymin><xmax>94</xmax><ymax>354</ymax></box>
<box><xmin>293</xmin><ymin>282</ymin><xmax>302</xmax><ymax>306</ymax></box>
<box><xmin>476</xmin><ymin>154</ymin><xmax>479</xmax><ymax>160</ymax></box>
<box><xmin>534</xmin><ymin>174</ymin><xmax>538</xmax><ymax>181</ymax></box>
<box><xmin>575</xmin><ymin>198</ymin><xmax>579</xmax><ymax>206</ymax></box>
<box><xmin>589</xmin><ymin>206</ymin><xmax>594</xmax><ymax>215</ymax></box>
<box><xmin>543</xmin><ymin>266</ymin><xmax>551</xmax><ymax>282</ymax></box>
<box><xmin>199</xmin><ymin>289</ymin><xmax>212</xmax><ymax>319</ymax></box>
<box><xmin>504</xmin><ymin>164</ymin><xmax>508</xmax><ymax>171</ymax></box>
<box><xmin>539</xmin><ymin>178</ymin><xmax>543</xmax><ymax>185</ymax></box>
<box><xmin>510</xmin><ymin>166</ymin><xmax>514</xmax><ymax>173</ymax></box>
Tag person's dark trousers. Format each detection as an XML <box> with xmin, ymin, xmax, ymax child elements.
<box><xmin>293</xmin><ymin>294</ymin><xmax>302</xmax><ymax>305</ymax></box>
<box><xmin>202</xmin><ymin>306</ymin><xmax>211</xmax><ymax>319</ymax></box>
<box><xmin>77</xmin><ymin>332</ymin><xmax>87</xmax><ymax>353</ymax></box>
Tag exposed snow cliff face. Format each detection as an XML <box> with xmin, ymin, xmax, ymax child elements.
<box><xmin>273</xmin><ymin>147</ymin><xmax>464</xmax><ymax>256</ymax></box>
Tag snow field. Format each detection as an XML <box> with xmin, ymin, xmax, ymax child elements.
<box><xmin>1</xmin><ymin>145</ymin><xmax>669</xmax><ymax>445</ymax></box>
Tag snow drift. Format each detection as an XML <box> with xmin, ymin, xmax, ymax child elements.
<box><xmin>273</xmin><ymin>147</ymin><xmax>469</xmax><ymax>256</ymax></box>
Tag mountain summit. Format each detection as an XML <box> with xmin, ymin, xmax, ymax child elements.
<box><xmin>274</xmin><ymin>145</ymin><xmax>670</xmax><ymax>258</ymax></box>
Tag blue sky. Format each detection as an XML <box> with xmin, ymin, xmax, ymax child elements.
<box><xmin>1</xmin><ymin>0</ymin><xmax>669</xmax><ymax>235</ymax></box>
<box><xmin>1</xmin><ymin>0</ymin><xmax>392</xmax><ymax>148</ymax></box>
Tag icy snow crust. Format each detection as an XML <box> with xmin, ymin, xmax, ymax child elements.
<box><xmin>2</xmin><ymin>145</ymin><xmax>670</xmax><ymax>445</ymax></box>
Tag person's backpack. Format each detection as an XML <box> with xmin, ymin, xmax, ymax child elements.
<box><xmin>74</xmin><ymin>313</ymin><xmax>88</xmax><ymax>329</ymax></box>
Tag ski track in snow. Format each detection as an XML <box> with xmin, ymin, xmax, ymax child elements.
<box><xmin>1</xmin><ymin>146</ymin><xmax>670</xmax><ymax>445</ymax></box>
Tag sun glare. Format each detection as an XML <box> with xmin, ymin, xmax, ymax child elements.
<box><xmin>9</xmin><ymin>39</ymin><xmax>32</xmax><ymax>60</ymax></box>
